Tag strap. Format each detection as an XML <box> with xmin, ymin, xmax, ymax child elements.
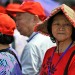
<box><xmin>64</xmin><ymin>50</ymin><xmax>75</xmax><ymax>75</ymax></box>
<box><xmin>0</xmin><ymin>49</ymin><xmax>22</xmax><ymax>70</ymax></box>
<box><xmin>7</xmin><ymin>50</ymin><xmax>22</xmax><ymax>70</ymax></box>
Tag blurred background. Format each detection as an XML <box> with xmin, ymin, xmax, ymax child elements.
<box><xmin>0</xmin><ymin>0</ymin><xmax>75</xmax><ymax>16</ymax></box>
<box><xmin>0</xmin><ymin>0</ymin><xmax>75</xmax><ymax>57</ymax></box>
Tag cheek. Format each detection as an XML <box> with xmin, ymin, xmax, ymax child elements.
<box><xmin>52</xmin><ymin>26</ymin><xmax>57</xmax><ymax>36</ymax></box>
<box><xmin>28</xmin><ymin>26</ymin><xmax>33</xmax><ymax>33</ymax></box>
<box><xmin>66</xmin><ymin>29</ymin><xmax>72</xmax><ymax>37</ymax></box>
<box><xmin>51</xmin><ymin>27</ymin><xmax>72</xmax><ymax>41</ymax></box>
<box><xmin>16</xmin><ymin>21</ymin><xmax>22</xmax><ymax>28</ymax></box>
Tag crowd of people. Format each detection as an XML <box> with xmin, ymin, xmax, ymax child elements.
<box><xmin>0</xmin><ymin>1</ymin><xmax>75</xmax><ymax>75</ymax></box>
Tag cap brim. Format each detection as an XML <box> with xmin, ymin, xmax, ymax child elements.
<box><xmin>6</xmin><ymin>8</ymin><xmax>25</xmax><ymax>13</ymax></box>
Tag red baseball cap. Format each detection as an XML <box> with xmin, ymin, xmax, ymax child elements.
<box><xmin>0</xmin><ymin>13</ymin><xmax>16</xmax><ymax>36</ymax></box>
<box><xmin>0</xmin><ymin>6</ymin><xmax>6</xmax><ymax>13</ymax></box>
<box><xmin>6</xmin><ymin>1</ymin><xmax>46</xmax><ymax>21</ymax></box>
<box><xmin>6</xmin><ymin>3</ymin><xmax>20</xmax><ymax>17</ymax></box>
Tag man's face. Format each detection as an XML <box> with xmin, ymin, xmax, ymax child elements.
<box><xmin>16</xmin><ymin>12</ymin><xmax>35</xmax><ymax>37</ymax></box>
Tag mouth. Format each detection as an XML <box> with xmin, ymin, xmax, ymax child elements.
<box><xmin>58</xmin><ymin>33</ymin><xmax>64</xmax><ymax>34</ymax></box>
<box><xmin>57</xmin><ymin>33</ymin><xmax>65</xmax><ymax>35</ymax></box>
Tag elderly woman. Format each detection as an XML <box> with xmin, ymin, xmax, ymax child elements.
<box><xmin>35</xmin><ymin>4</ymin><xmax>75</xmax><ymax>75</ymax></box>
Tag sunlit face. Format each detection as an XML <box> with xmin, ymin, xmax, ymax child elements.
<box><xmin>16</xmin><ymin>12</ymin><xmax>35</xmax><ymax>37</ymax></box>
<box><xmin>51</xmin><ymin>14</ymin><xmax>73</xmax><ymax>42</ymax></box>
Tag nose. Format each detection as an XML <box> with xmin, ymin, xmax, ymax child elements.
<box><xmin>58</xmin><ymin>25</ymin><xmax>65</xmax><ymax>30</ymax></box>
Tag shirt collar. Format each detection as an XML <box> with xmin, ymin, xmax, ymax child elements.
<box><xmin>27</xmin><ymin>32</ymin><xmax>38</xmax><ymax>42</ymax></box>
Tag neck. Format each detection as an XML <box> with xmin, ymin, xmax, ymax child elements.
<box><xmin>0</xmin><ymin>44</ymin><xmax>9</xmax><ymax>50</ymax></box>
<box><xmin>56</xmin><ymin>38</ymin><xmax>73</xmax><ymax>53</ymax></box>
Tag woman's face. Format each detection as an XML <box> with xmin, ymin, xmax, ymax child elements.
<box><xmin>51</xmin><ymin>14</ymin><xmax>73</xmax><ymax>42</ymax></box>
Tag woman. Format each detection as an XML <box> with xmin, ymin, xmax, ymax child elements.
<box><xmin>34</xmin><ymin>4</ymin><xmax>75</xmax><ymax>75</ymax></box>
<box><xmin>0</xmin><ymin>13</ymin><xmax>22</xmax><ymax>75</ymax></box>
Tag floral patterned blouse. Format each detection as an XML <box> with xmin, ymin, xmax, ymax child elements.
<box><xmin>0</xmin><ymin>48</ymin><xmax>22</xmax><ymax>75</ymax></box>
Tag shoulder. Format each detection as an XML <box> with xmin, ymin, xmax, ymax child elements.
<box><xmin>29</xmin><ymin>33</ymin><xmax>56</xmax><ymax>46</ymax></box>
<box><xmin>34</xmin><ymin>33</ymin><xmax>50</xmax><ymax>39</ymax></box>
<box><xmin>46</xmin><ymin>47</ymin><xmax>55</xmax><ymax>53</ymax></box>
<box><xmin>0</xmin><ymin>48</ymin><xmax>22</xmax><ymax>74</ymax></box>
<box><xmin>69</xmin><ymin>51</ymin><xmax>75</xmax><ymax>66</ymax></box>
<box><xmin>9</xmin><ymin>47</ymin><xmax>20</xmax><ymax>62</ymax></box>
<box><xmin>44</xmin><ymin>47</ymin><xmax>56</xmax><ymax>57</ymax></box>
<box><xmin>0</xmin><ymin>52</ymin><xmax>17</xmax><ymax>73</ymax></box>
<box><xmin>29</xmin><ymin>33</ymin><xmax>50</xmax><ymax>42</ymax></box>
<box><xmin>0</xmin><ymin>51</ymin><xmax>17</xmax><ymax>64</ymax></box>
<box><xmin>68</xmin><ymin>53</ymin><xmax>75</xmax><ymax>75</ymax></box>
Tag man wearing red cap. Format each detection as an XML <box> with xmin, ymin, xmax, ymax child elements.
<box><xmin>7</xmin><ymin>1</ymin><xmax>56</xmax><ymax>75</ymax></box>
<box><xmin>6</xmin><ymin>3</ymin><xmax>28</xmax><ymax>57</ymax></box>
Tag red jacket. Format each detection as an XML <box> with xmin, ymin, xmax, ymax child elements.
<box><xmin>40</xmin><ymin>46</ymin><xmax>75</xmax><ymax>75</ymax></box>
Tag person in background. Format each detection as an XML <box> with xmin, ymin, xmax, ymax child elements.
<box><xmin>6</xmin><ymin>3</ymin><xmax>28</xmax><ymax>57</ymax></box>
<box><xmin>35</xmin><ymin>4</ymin><xmax>75</xmax><ymax>75</ymax></box>
<box><xmin>0</xmin><ymin>5</ymin><xmax>6</xmax><ymax>13</ymax></box>
<box><xmin>7</xmin><ymin>1</ymin><xmax>56</xmax><ymax>75</ymax></box>
<box><xmin>0</xmin><ymin>13</ymin><xmax>22</xmax><ymax>75</ymax></box>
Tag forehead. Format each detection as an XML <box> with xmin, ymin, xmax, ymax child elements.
<box><xmin>53</xmin><ymin>14</ymin><xmax>69</xmax><ymax>22</ymax></box>
<box><xmin>16</xmin><ymin>12</ymin><xmax>33</xmax><ymax>19</ymax></box>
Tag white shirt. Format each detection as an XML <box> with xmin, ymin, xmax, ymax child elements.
<box><xmin>20</xmin><ymin>32</ymin><xmax>56</xmax><ymax>75</ymax></box>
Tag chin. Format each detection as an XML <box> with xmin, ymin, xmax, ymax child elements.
<box><xmin>57</xmin><ymin>39</ymin><xmax>68</xmax><ymax>42</ymax></box>
<box><xmin>56</xmin><ymin>38</ymin><xmax>66</xmax><ymax>42</ymax></box>
<box><xmin>19</xmin><ymin>32</ymin><xmax>24</xmax><ymax>36</ymax></box>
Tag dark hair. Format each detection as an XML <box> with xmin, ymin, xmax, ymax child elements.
<box><xmin>0</xmin><ymin>33</ymin><xmax>14</xmax><ymax>44</ymax></box>
<box><xmin>47</xmin><ymin>11</ymin><xmax>75</xmax><ymax>43</ymax></box>
<box><xmin>7</xmin><ymin>13</ymin><xmax>16</xmax><ymax>22</ymax></box>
